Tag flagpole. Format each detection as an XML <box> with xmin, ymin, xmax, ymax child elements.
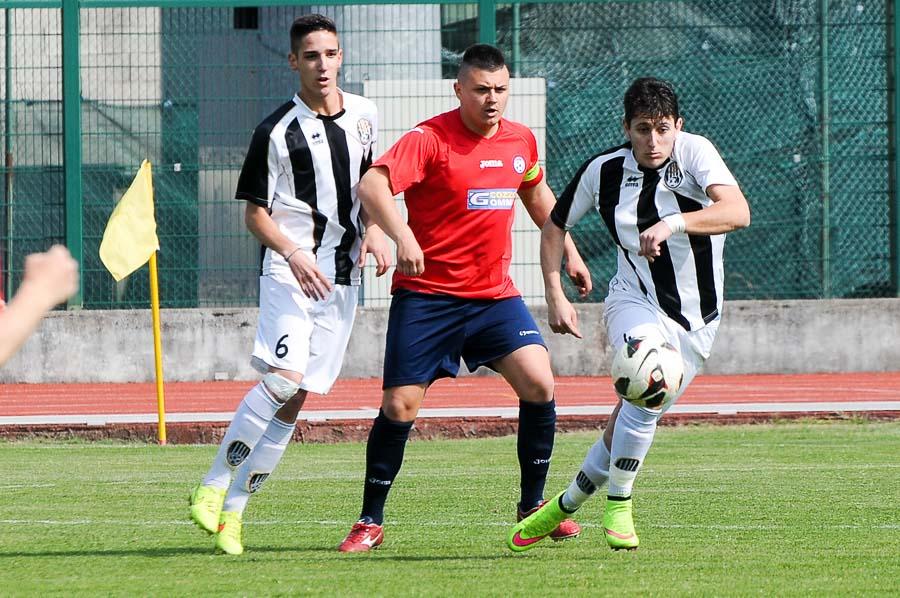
<box><xmin>148</xmin><ymin>251</ymin><xmax>167</xmax><ymax>445</ymax></box>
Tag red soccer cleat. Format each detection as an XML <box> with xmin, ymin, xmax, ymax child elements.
<box><xmin>338</xmin><ymin>520</ymin><xmax>385</xmax><ymax>553</ymax></box>
<box><xmin>517</xmin><ymin>500</ymin><xmax>581</xmax><ymax>541</ymax></box>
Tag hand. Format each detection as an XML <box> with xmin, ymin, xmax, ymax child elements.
<box><xmin>638</xmin><ymin>220</ymin><xmax>674</xmax><ymax>263</ymax></box>
<box><xmin>358</xmin><ymin>226</ymin><xmax>391</xmax><ymax>277</ymax></box>
<box><xmin>564</xmin><ymin>250</ymin><xmax>593</xmax><ymax>299</ymax></box>
<box><xmin>395</xmin><ymin>230</ymin><xmax>425</xmax><ymax>277</ymax></box>
<box><xmin>287</xmin><ymin>250</ymin><xmax>333</xmax><ymax>301</ymax></box>
<box><xmin>547</xmin><ymin>294</ymin><xmax>582</xmax><ymax>338</ymax></box>
<box><xmin>20</xmin><ymin>245</ymin><xmax>79</xmax><ymax>308</ymax></box>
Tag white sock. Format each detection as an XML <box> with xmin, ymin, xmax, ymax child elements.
<box><xmin>202</xmin><ymin>382</ymin><xmax>280</xmax><ymax>488</ymax></box>
<box><xmin>223</xmin><ymin>416</ymin><xmax>295</xmax><ymax>514</ymax></box>
<box><xmin>561</xmin><ymin>438</ymin><xmax>610</xmax><ymax>511</ymax></box>
<box><xmin>607</xmin><ymin>401</ymin><xmax>658</xmax><ymax>498</ymax></box>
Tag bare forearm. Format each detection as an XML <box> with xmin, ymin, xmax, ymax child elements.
<box><xmin>683</xmin><ymin>186</ymin><xmax>751</xmax><ymax>235</ymax></box>
<box><xmin>540</xmin><ymin>220</ymin><xmax>568</xmax><ymax>300</ymax></box>
<box><xmin>0</xmin><ymin>284</ymin><xmax>56</xmax><ymax>365</ymax></box>
<box><xmin>245</xmin><ymin>205</ymin><xmax>296</xmax><ymax>258</ymax></box>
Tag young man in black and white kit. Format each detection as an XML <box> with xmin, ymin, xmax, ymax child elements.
<box><xmin>509</xmin><ymin>77</ymin><xmax>750</xmax><ymax>552</ymax></box>
<box><xmin>189</xmin><ymin>14</ymin><xmax>390</xmax><ymax>555</ymax></box>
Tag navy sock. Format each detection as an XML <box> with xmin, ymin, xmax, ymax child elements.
<box><xmin>359</xmin><ymin>409</ymin><xmax>413</xmax><ymax>525</ymax></box>
<box><xmin>517</xmin><ymin>398</ymin><xmax>556</xmax><ymax>511</ymax></box>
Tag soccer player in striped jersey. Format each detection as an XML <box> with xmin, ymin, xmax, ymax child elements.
<box><xmin>188</xmin><ymin>14</ymin><xmax>390</xmax><ymax>556</ymax></box>
<box><xmin>337</xmin><ymin>44</ymin><xmax>592</xmax><ymax>552</ymax></box>
<box><xmin>509</xmin><ymin>77</ymin><xmax>750</xmax><ymax>552</ymax></box>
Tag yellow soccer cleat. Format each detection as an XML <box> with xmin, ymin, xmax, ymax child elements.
<box><xmin>215</xmin><ymin>511</ymin><xmax>244</xmax><ymax>555</ymax></box>
<box><xmin>603</xmin><ymin>497</ymin><xmax>639</xmax><ymax>550</ymax></box>
<box><xmin>189</xmin><ymin>484</ymin><xmax>226</xmax><ymax>535</ymax></box>
<box><xmin>508</xmin><ymin>491</ymin><xmax>572</xmax><ymax>553</ymax></box>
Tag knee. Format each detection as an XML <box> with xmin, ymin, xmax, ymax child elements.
<box><xmin>518</xmin><ymin>376</ymin><xmax>555</xmax><ymax>405</ymax></box>
<box><xmin>618</xmin><ymin>400</ymin><xmax>659</xmax><ymax>430</ymax></box>
<box><xmin>263</xmin><ymin>372</ymin><xmax>302</xmax><ymax>403</ymax></box>
<box><xmin>381</xmin><ymin>392</ymin><xmax>420</xmax><ymax>422</ymax></box>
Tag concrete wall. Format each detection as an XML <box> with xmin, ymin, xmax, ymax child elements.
<box><xmin>2</xmin><ymin>298</ymin><xmax>898</xmax><ymax>384</ymax></box>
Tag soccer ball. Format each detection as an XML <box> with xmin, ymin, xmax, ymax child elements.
<box><xmin>611</xmin><ymin>336</ymin><xmax>684</xmax><ymax>410</ymax></box>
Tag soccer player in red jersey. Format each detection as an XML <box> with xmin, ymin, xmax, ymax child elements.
<box><xmin>338</xmin><ymin>44</ymin><xmax>592</xmax><ymax>552</ymax></box>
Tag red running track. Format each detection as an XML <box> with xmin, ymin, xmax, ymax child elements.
<box><xmin>2</xmin><ymin>372</ymin><xmax>899</xmax><ymax>417</ymax></box>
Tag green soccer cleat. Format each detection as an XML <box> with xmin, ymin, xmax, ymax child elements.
<box><xmin>189</xmin><ymin>484</ymin><xmax>226</xmax><ymax>535</ymax></box>
<box><xmin>603</xmin><ymin>497</ymin><xmax>639</xmax><ymax>550</ymax></box>
<box><xmin>507</xmin><ymin>491</ymin><xmax>570</xmax><ymax>553</ymax></box>
<box><xmin>215</xmin><ymin>511</ymin><xmax>244</xmax><ymax>555</ymax></box>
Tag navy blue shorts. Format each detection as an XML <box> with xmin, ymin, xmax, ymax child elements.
<box><xmin>382</xmin><ymin>290</ymin><xmax>547</xmax><ymax>388</ymax></box>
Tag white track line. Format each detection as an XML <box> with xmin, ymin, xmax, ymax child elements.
<box><xmin>1</xmin><ymin>401</ymin><xmax>898</xmax><ymax>426</ymax></box>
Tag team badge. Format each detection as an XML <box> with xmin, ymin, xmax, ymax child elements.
<box><xmin>247</xmin><ymin>472</ymin><xmax>270</xmax><ymax>494</ymax></box>
<box><xmin>664</xmin><ymin>161</ymin><xmax>684</xmax><ymax>189</ymax></box>
<box><xmin>357</xmin><ymin>118</ymin><xmax>373</xmax><ymax>144</ymax></box>
<box><xmin>512</xmin><ymin>155</ymin><xmax>526</xmax><ymax>174</ymax></box>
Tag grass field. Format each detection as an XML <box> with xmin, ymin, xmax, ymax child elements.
<box><xmin>1</xmin><ymin>421</ymin><xmax>898</xmax><ymax>596</ymax></box>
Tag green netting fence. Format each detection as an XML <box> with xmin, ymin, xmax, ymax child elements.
<box><xmin>1</xmin><ymin>0</ymin><xmax>898</xmax><ymax>308</ymax></box>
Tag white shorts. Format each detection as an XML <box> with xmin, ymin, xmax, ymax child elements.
<box><xmin>604</xmin><ymin>275</ymin><xmax>719</xmax><ymax>415</ymax></box>
<box><xmin>251</xmin><ymin>275</ymin><xmax>358</xmax><ymax>395</ymax></box>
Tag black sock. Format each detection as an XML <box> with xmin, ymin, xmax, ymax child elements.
<box><xmin>517</xmin><ymin>398</ymin><xmax>556</xmax><ymax>511</ymax></box>
<box><xmin>359</xmin><ymin>409</ymin><xmax>413</xmax><ymax>525</ymax></box>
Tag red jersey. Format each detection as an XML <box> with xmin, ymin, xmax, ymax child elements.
<box><xmin>374</xmin><ymin>109</ymin><xmax>544</xmax><ymax>299</ymax></box>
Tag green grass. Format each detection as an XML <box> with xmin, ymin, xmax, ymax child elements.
<box><xmin>1</xmin><ymin>421</ymin><xmax>898</xmax><ymax>596</ymax></box>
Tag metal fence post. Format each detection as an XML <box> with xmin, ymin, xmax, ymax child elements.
<box><xmin>478</xmin><ymin>0</ymin><xmax>496</xmax><ymax>45</ymax></box>
<box><xmin>62</xmin><ymin>0</ymin><xmax>83</xmax><ymax>308</ymax></box>
<box><xmin>893</xmin><ymin>0</ymin><xmax>900</xmax><ymax>296</ymax></box>
<box><xmin>819</xmin><ymin>0</ymin><xmax>831</xmax><ymax>298</ymax></box>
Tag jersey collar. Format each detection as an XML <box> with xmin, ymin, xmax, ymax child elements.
<box><xmin>293</xmin><ymin>90</ymin><xmax>346</xmax><ymax>121</ymax></box>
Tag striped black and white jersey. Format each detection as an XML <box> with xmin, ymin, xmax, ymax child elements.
<box><xmin>551</xmin><ymin>131</ymin><xmax>738</xmax><ymax>331</ymax></box>
<box><xmin>235</xmin><ymin>91</ymin><xmax>377</xmax><ymax>285</ymax></box>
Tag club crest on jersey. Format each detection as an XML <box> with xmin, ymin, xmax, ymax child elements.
<box><xmin>357</xmin><ymin>118</ymin><xmax>373</xmax><ymax>144</ymax></box>
<box><xmin>467</xmin><ymin>188</ymin><xmax>517</xmax><ymax>210</ymax></box>
<box><xmin>512</xmin><ymin>155</ymin><xmax>527</xmax><ymax>174</ymax></box>
<box><xmin>664</xmin><ymin>161</ymin><xmax>684</xmax><ymax>189</ymax></box>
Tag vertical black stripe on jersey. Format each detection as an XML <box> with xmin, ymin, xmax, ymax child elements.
<box><xmin>597</xmin><ymin>156</ymin><xmax>649</xmax><ymax>296</ymax></box>
<box><xmin>552</xmin><ymin>144</ymin><xmax>628</xmax><ymax>229</ymax></box>
<box><xmin>235</xmin><ymin>100</ymin><xmax>295</xmax><ymax>206</ymax></box>
<box><xmin>360</xmin><ymin>144</ymin><xmax>373</xmax><ymax>179</ymax></box>
<box><xmin>322</xmin><ymin>118</ymin><xmax>356</xmax><ymax>285</ymax></box>
<box><xmin>637</xmin><ymin>168</ymin><xmax>691</xmax><ymax>331</ymax></box>
<box><xmin>285</xmin><ymin>119</ymin><xmax>328</xmax><ymax>254</ymax></box>
<box><xmin>596</xmin><ymin>157</ymin><xmax>626</xmax><ymax>246</ymax></box>
<box><xmin>675</xmin><ymin>192</ymin><xmax>719</xmax><ymax>323</ymax></box>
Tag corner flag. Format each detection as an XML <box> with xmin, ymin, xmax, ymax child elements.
<box><xmin>98</xmin><ymin>160</ymin><xmax>168</xmax><ymax>444</ymax></box>
<box><xmin>99</xmin><ymin>160</ymin><xmax>159</xmax><ymax>281</ymax></box>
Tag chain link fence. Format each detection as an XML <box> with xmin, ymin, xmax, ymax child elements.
<box><xmin>0</xmin><ymin>0</ymin><xmax>896</xmax><ymax>308</ymax></box>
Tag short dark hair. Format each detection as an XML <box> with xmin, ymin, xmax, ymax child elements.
<box><xmin>458</xmin><ymin>43</ymin><xmax>507</xmax><ymax>76</ymax></box>
<box><xmin>290</xmin><ymin>14</ymin><xmax>337</xmax><ymax>53</ymax></box>
<box><xmin>623</xmin><ymin>77</ymin><xmax>680</xmax><ymax>123</ymax></box>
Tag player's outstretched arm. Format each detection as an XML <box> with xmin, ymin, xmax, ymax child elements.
<box><xmin>540</xmin><ymin>219</ymin><xmax>581</xmax><ymax>338</ymax></box>
<box><xmin>358</xmin><ymin>166</ymin><xmax>423</xmax><ymax>277</ymax></box>
<box><xmin>245</xmin><ymin>203</ymin><xmax>333</xmax><ymax>300</ymax></box>
<box><xmin>0</xmin><ymin>245</ymin><xmax>78</xmax><ymax>366</ymax></box>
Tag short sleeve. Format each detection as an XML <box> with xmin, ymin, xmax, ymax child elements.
<box><xmin>550</xmin><ymin>156</ymin><xmax>602</xmax><ymax>230</ymax></box>
<box><xmin>372</xmin><ymin>126</ymin><xmax>439</xmax><ymax>195</ymax></box>
<box><xmin>235</xmin><ymin>124</ymin><xmax>278</xmax><ymax>207</ymax></box>
<box><xmin>682</xmin><ymin>134</ymin><xmax>738</xmax><ymax>192</ymax></box>
<box><xmin>518</xmin><ymin>127</ymin><xmax>544</xmax><ymax>190</ymax></box>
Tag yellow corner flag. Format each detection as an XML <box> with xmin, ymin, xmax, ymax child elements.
<box><xmin>99</xmin><ymin>160</ymin><xmax>160</xmax><ymax>281</ymax></box>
